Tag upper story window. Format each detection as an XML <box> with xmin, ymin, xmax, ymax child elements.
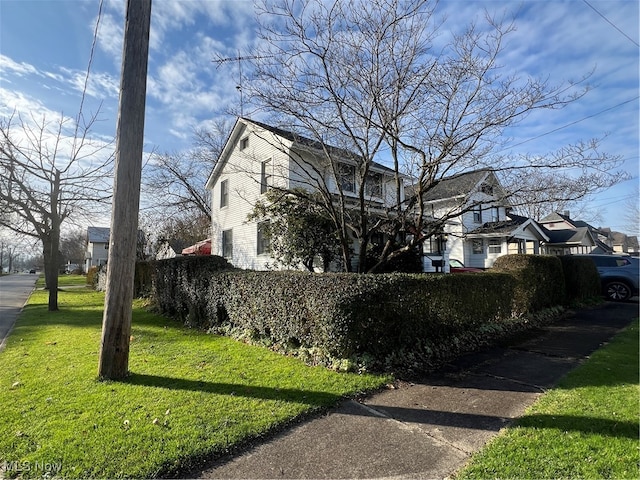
<box><xmin>337</xmin><ymin>163</ymin><xmax>356</xmax><ymax>193</ymax></box>
<box><xmin>261</xmin><ymin>158</ymin><xmax>272</xmax><ymax>194</ymax></box>
<box><xmin>472</xmin><ymin>205</ymin><xmax>482</xmax><ymax>223</ymax></box>
<box><xmin>220</xmin><ymin>179</ymin><xmax>229</xmax><ymax>208</ymax></box>
<box><xmin>364</xmin><ymin>172</ymin><xmax>383</xmax><ymax>197</ymax></box>
<box><xmin>239</xmin><ymin>136</ymin><xmax>249</xmax><ymax>151</ymax></box>
<box><xmin>491</xmin><ymin>207</ymin><xmax>499</xmax><ymax>222</ymax></box>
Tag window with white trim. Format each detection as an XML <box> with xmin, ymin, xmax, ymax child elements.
<box><xmin>472</xmin><ymin>205</ymin><xmax>482</xmax><ymax>223</ymax></box>
<box><xmin>239</xmin><ymin>136</ymin><xmax>249</xmax><ymax>151</ymax></box>
<box><xmin>220</xmin><ymin>179</ymin><xmax>229</xmax><ymax>208</ymax></box>
<box><xmin>257</xmin><ymin>221</ymin><xmax>270</xmax><ymax>255</ymax></box>
<box><xmin>491</xmin><ymin>207</ymin><xmax>499</xmax><ymax>222</ymax></box>
<box><xmin>337</xmin><ymin>163</ymin><xmax>356</xmax><ymax>193</ymax></box>
<box><xmin>364</xmin><ymin>172</ymin><xmax>382</xmax><ymax>197</ymax></box>
<box><xmin>222</xmin><ymin>229</ymin><xmax>233</xmax><ymax>259</ymax></box>
<box><xmin>488</xmin><ymin>238</ymin><xmax>502</xmax><ymax>253</ymax></box>
<box><xmin>472</xmin><ymin>239</ymin><xmax>484</xmax><ymax>254</ymax></box>
<box><xmin>260</xmin><ymin>158</ymin><xmax>272</xmax><ymax>194</ymax></box>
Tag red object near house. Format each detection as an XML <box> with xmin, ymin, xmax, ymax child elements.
<box><xmin>449</xmin><ymin>258</ymin><xmax>483</xmax><ymax>273</ymax></box>
<box><xmin>181</xmin><ymin>239</ymin><xmax>211</xmax><ymax>255</ymax></box>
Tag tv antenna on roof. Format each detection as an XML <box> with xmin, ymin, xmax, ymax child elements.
<box><xmin>213</xmin><ymin>51</ymin><xmax>273</xmax><ymax>117</ymax></box>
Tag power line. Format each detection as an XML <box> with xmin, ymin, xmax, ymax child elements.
<box><xmin>582</xmin><ymin>0</ymin><xmax>639</xmax><ymax>48</ymax></box>
<box><xmin>74</xmin><ymin>0</ymin><xmax>103</xmax><ymax>140</ymax></box>
<box><xmin>502</xmin><ymin>96</ymin><xmax>639</xmax><ymax>151</ymax></box>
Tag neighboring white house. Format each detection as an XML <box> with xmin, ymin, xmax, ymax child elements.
<box><xmin>205</xmin><ymin>117</ymin><xmax>406</xmax><ymax>270</ymax></box>
<box><xmin>420</xmin><ymin>169</ymin><xmax>550</xmax><ymax>271</ymax></box>
<box><xmin>85</xmin><ymin>226</ymin><xmax>110</xmax><ymax>271</ymax></box>
<box><xmin>85</xmin><ymin>227</ymin><xmax>149</xmax><ymax>270</ymax></box>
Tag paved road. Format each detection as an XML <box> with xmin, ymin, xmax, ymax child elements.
<box><xmin>0</xmin><ymin>273</ymin><xmax>37</xmax><ymax>351</ymax></box>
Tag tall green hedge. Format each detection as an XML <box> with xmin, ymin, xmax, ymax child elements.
<box><xmin>492</xmin><ymin>254</ymin><xmax>566</xmax><ymax>314</ymax></box>
<box><xmin>151</xmin><ymin>259</ymin><xmax>524</xmax><ymax>372</ymax></box>
<box><xmin>558</xmin><ymin>255</ymin><xmax>601</xmax><ymax>302</ymax></box>
<box><xmin>148</xmin><ymin>253</ymin><xmax>600</xmax><ymax>373</ymax></box>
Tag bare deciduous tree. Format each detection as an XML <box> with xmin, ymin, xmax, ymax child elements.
<box><xmin>143</xmin><ymin>119</ymin><xmax>231</xmax><ymax>220</ymax></box>
<box><xmin>60</xmin><ymin>228</ymin><xmax>89</xmax><ymax>271</ymax></box>
<box><xmin>0</xmin><ymin>111</ymin><xmax>113</xmax><ymax>310</ymax></box>
<box><xmin>248</xmin><ymin>0</ymin><xmax>625</xmax><ymax>272</ymax></box>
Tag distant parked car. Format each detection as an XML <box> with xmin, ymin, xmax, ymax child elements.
<box><xmin>449</xmin><ymin>258</ymin><xmax>483</xmax><ymax>274</ymax></box>
<box><xmin>29</xmin><ymin>269</ymin><xmax>36</xmax><ymax>274</ymax></box>
<box><xmin>574</xmin><ymin>254</ymin><xmax>639</xmax><ymax>302</ymax></box>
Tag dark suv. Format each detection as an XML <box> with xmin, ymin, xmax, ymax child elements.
<box><xmin>574</xmin><ymin>254</ymin><xmax>639</xmax><ymax>302</ymax></box>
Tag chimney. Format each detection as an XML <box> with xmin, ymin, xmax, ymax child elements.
<box><xmin>563</xmin><ymin>210</ymin><xmax>570</xmax><ymax>218</ymax></box>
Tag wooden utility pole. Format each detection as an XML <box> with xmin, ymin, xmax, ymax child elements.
<box><xmin>98</xmin><ymin>0</ymin><xmax>152</xmax><ymax>379</ymax></box>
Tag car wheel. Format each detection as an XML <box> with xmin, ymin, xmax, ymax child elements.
<box><xmin>604</xmin><ymin>281</ymin><xmax>631</xmax><ymax>302</ymax></box>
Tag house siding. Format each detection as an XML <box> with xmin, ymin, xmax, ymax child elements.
<box><xmin>209</xmin><ymin>118</ymin><xmax>406</xmax><ymax>271</ymax></box>
<box><xmin>210</xmin><ymin>123</ymin><xmax>293</xmax><ymax>270</ymax></box>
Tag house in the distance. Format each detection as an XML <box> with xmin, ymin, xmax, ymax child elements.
<box><xmin>539</xmin><ymin>211</ymin><xmax>613</xmax><ymax>255</ymax></box>
<box><xmin>85</xmin><ymin>226</ymin><xmax>148</xmax><ymax>271</ymax></box>
<box><xmin>421</xmin><ymin>169</ymin><xmax>549</xmax><ymax>271</ymax></box>
<box><xmin>538</xmin><ymin>211</ymin><xmax>639</xmax><ymax>255</ymax></box>
<box><xmin>205</xmin><ymin>117</ymin><xmax>405</xmax><ymax>271</ymax></box>
<box><xmin>85</xmin><ymin>226</ymin><xmax>110</xmax><ymax>271</ymax></box>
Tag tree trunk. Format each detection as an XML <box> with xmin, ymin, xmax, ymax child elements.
<box><xmin>98</xmin><ymin>0</ymin><xmax>152</xmax><ymax>380</ymax></box>
<box><xmin>42</xmin><ymin>232</ymin><xmax>60</xmax><ymax>311</ymax></box>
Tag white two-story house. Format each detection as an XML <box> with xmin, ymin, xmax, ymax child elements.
<box><xmin>205</xmin><ymin>117</ymin><xmax>406</xmax><ymax>270</ymax></box>
<box><xmin>421</xmin><ymin>169</ymin><xmax>549</xmax><ymax>271</ymax></box>
<box><xmin>85</xmin><ymin>226</ymin><xmax>111</xmax><ymax>271</ymax></box>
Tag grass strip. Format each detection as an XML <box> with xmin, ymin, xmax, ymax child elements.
<box><xmin>35</xmin><ymin>274</ymin><xmax>88</xmax><ymax>288</ymax></box>
<box><xmin>0</xmin><ymin>286</ymin><xmax>389</xmax><ymax>478</ymax></box>
<box><xmin>456</xmin><ymin>317</ymin><xmax>639</xmax><ymax>479</ymax></box>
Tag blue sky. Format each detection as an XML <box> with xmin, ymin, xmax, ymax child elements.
<box><xmin>1</xmin><ymin>0</ymin><xmax>638</xmax><ymax>235</ymax></box>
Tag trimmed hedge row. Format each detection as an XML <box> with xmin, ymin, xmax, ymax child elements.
<box><xmin>147</xmin><ymin>254</ymin><xmax>601</xmax><ymax>374</ymax></box>
<box><xmin>558</xmin><ymin>255</ymin><xmax>601</xmax><ymax>302</ymax></box>
<box><xmin>492</xmin><ymin>254</ymin><xmax>566</xmax><ymax>314</ymax></box>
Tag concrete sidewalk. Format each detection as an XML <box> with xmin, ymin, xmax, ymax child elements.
<box><xmin>190</xmin><ymin>302</ymin><xmax>638</xmax><ymax>479</ymax></box>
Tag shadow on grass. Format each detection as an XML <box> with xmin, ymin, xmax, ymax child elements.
<box><xmin>517</xmin><ymin>413</ymin><xmax>638</xmax><ymax>440</ymax></box>
<box><xmin>121</xmin><ymin>372</ymin><xmax>341</xmax><ymax>407</ymax></box>
<box><xmin>353</xmin><ymin>405</ymin><xmax>638</xmax><ymax>440</ymax></box>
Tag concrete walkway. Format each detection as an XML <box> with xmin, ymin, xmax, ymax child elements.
<box><xmin>190</xmin><ymin>301</ymin><xmax>638</xmax><ymax>479</ymax></box>
<box><xmin>0</xmin><ymin>273</ymin><xmax>37</xmax><ymax>352</ymax></box>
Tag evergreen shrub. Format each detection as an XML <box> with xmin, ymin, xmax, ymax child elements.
<box><xmin>152</xmin><ymin>264</ymin><xmax>522</xmax><ymax>372</ymax></box>
<box><xmin>151</xmin><ymin>255</ymin><xmax>235</xmax><ymax>324</ymax></box>
<box><xmin>558</xmin><ymin>255</ymin><xmax>601</xmax><ymax>303</ymax></box>
<box><xmin>492</xmin><ymin>254</ymin><xmax>565</xmax><ymax>314</ymax></box>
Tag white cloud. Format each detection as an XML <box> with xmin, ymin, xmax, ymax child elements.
<box><xmin>0</xmin><ymin>55</ymin><xmax>40</xmax><ymax>78</ymax></box>
<box><xmin>0</xmin><ymin>87</ymin><xmax>59</xmax><ymax>120</ymax></box>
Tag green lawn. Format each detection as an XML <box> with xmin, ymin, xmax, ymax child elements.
<box><xmin>35</xmin><ymin>274</ymin><xmax>89</xmax><ymax>288</ymax></box>
<box><xmin>456</xmin><ymin>318</ymin><xmax>639</xmax><ymax>479</ymax></box>
<box><xmin>1</xmin><ymin>286</ymin><xmax>389</xmax><ymax>478</ymax></box>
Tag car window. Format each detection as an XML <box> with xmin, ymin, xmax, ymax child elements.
<box><xmin>615</xmin><ymin>258</ymin><xmax>631</xmax><ymax>267</ymax></box>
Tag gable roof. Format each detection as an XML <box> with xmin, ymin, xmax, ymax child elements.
<box><xmin>467</xmin><ymin>212</ymin><xmax>549</xmax><ymax>241</ymax></box>
<box><xmin>420</xmin><ymin>169</ymin><xmax>507</xmax><ymax>203</ymax></box>
<box><xmin>86</xmin><ymin>227</ymin><xmax>146</xmax><ymax>244</ymax></box>
<box><xmin>205</xmin><ymin>117</ymin><xmax>399</xmax><ymax>189</ymax></box>
<box><xmin>87</xmin><ymin>226</ymin><xmax>110</xmax><ymax>243</ymax></box>
<box><xmin>543</xmin><ymin>226</ymin><xmax>597</xmax><ymax>246</ymax></box>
